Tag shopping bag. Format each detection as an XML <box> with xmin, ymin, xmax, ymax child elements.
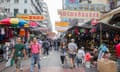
<box><xmin>5</xmin><ymin>58</ymin><xmax>11</xmax><ymax>67</ymax></box>
<box><xmin>10</xmin><ymin>58</ymin><xmax>14</xmax><ymax>66</ymax></box>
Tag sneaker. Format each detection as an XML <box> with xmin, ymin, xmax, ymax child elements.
<box><xmin>20</xmin><ymin>68</ymin><xmax>23</xmax><ymax>71</ymax></box>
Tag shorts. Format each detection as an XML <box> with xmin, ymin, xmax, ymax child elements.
<box><xmin>69</xmin><ymin>53</ymin><xmax>76</xmax><ymax>59</ymax></box>
<box><xmin>76</xmin><ymin>58</ymin><xmax>82</xmax><ymax>64</ymax></box>
<box><xmin>14</xmin><ymin>57</ymin><xmax>22</xmax><ymax>69</ymax></box>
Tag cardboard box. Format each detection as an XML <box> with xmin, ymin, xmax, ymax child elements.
<box><xmin>97</xmin><ymin>59</ymin><xmax>117</xmax><ymax>72</ymax></box>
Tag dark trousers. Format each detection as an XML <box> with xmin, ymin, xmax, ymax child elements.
<box><xmin>43</xmin><ymin>48</ymin><xmax>49</xmax><ymax>55</ymax></box>
<box><xmin>60</xmin><ymin>56</ymin><xmax>65</xmax><ymax>64</ymax></box>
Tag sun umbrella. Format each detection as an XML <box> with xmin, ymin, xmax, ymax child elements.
<box><xmin>19</xmin><ymin>19</ymin><xmax>28</xmax><ymax>27</ymax></box>
<box><xmin>0</xmin><ymin>18</ymin><xmax>28</xmax><ymax>27</ymax></box>
<box><xmin>29</xmin><ymin>21</ymin><xmax>38</xmax><ymax>27</ymax></box>
<box><xmin>0</xmin><ymin>18</ymin><xmax>11</xmax><ymax>25</ymax></box>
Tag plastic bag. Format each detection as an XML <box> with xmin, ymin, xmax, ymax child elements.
<box><xmin>5</xmin><ymin>58</ymin><xmax>11</xmax><ymax>67</ymax></box>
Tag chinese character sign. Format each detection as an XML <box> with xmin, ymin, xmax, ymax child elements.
<box><xmin>58</xmin><ymin>10</ymin><xmax>101</xmax><ymax>19</ymax></box>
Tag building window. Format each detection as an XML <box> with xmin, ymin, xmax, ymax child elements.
<box><xmin>24</xmin><ymin>9</ymin><xmax>27</xmax><ymax>14</ymax></box>
<box><xmin>14</xmin><ymin>0</ymin><xmax>19</xmax><ymax>3</ymax></box>
<box><xmin>4</xmin><ymin>9</ymin><xmax>7</xmax><ymax>12</ymax></box>
<box><xmin>7</xmin><ymin>0</ymin><xmax>10</xmax><ymax>2</ymax></box>
<box><xmin>0</xmin><ymin>0</ymin><xmax>4</xmax><ymax>3</ymax></box>
<box><xmin>24</xmin><ymin>0</ymin><xmax>27</xmax><ymax>3</ymax></box>
<box><xmin>4</xmin><ymin>8</ymin><xmax>10</xmax><ymax>12</ymax></box>
<box><xmin>14</xmin><ymin>9</ymin><xmax>19</xmax><ymax>16</ymax></box>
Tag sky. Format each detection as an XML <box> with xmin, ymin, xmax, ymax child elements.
<box><xmin>44</xmin><ymin>0</ymin><xmax>62</xmax><ymax>32</ymax></box>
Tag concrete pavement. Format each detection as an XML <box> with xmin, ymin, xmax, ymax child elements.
<box><xmin>0</xmin><ymin>50</ymin><xmax>97</xmax><ymax>72</ymax></box>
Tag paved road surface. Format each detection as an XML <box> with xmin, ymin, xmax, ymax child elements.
<box><xmin>0</xmin><ymin>50</ymin><xmax>97</xmax><ymax>72</ymax></box>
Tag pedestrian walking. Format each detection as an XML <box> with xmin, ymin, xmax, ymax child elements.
<box><xmin>75</xmin><ymin>47</ymin><xmax>85</xmax><ymax>67</ymax></box>
<box><xmin>85</xmin><ymin>50</ymin><xmax>92</xmax><ymax>68</ymax></box>
<box><xmin>30</xmin><ymin>37</ymin><xmax>42</xmax><ymax>72</ymax></box>
<box><xmin>60</xmin><ymin>42</ymin><xmax>67</xmax><ymax>67</ymax></box>
<box><xmin>11</xmin><ymin>37</ymin><xmax>27</xmax><ymax>72</ymax></box>
<box><xmin>68</xmin><ymin>39</ymin><xmax>78</xmax><ymax>68</ymax></box>
<box><xmin>43</xmin><ymin>39</ymin><xmax>50</xmax><ymax>56</ymax></box>
<box><xmin>91</xmin><ymin>47</ymin><xmax>98</xmax><ymax>67</ymax></box>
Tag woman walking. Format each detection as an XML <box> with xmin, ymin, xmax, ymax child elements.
<box><xmin>60</xmin><ymin>42</ymin><xmax>67</xmax><ymax>67</ymax></box>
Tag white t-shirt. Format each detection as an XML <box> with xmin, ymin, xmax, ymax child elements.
<box><xmin>77</xmin><ymin>49</ymin><xmax>85</xmax><ymax>59</ymax></box>
<box><xmin>68</xmin><ymin>42</ymin><xmax>78</xmax><ymax>54</ymax></box>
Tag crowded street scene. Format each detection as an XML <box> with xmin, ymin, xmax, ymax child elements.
<box><xmin>0</xmin><ymin>0</ymin><xmax>120</xmax><ymax>72</ymax></box>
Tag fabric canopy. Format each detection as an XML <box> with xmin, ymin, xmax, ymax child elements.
<box><xmin>0</xmin><ymin>18</ymin><xmax>28</xmax><ymax>27</ymax></box>
<box><xmin>96</xmin><ymin>23</ymin><xmax>120</xmax><ymax>33</ymax></box>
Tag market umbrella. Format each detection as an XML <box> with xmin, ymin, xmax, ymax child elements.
<box><xmin>0</xmin><ymin>18</ymin><xmax>11</xmax><ymax>25</ymax></box>
<box><xmin>0</xmin><ymin>18</ymin><xmax>28</xmax><ymax>27</ymax></box>
<box><xmin>29</xmin><ymin>21</ymin><xmax>38</xmax><ymax>27</ymax></box>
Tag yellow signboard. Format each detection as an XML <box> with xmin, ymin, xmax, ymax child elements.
<box><xmin>16</xmin><ymin>14</ymin><xmax>45</xmax><ymax>21</ymax></box>
<box><xmin>57</xmin><ymin>30</ymin><xmax>65</xmax><ymax>32</ymax></box>
<box><xmin>55</xmin><ymin>22</ymin><xmax>69</xmax><ymax>27</ymax></box>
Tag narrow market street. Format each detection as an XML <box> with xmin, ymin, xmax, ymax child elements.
<box><xmin>0</xmin><ymin>50</ymin><xmax>97</xmax><ymax>72</ymax></box>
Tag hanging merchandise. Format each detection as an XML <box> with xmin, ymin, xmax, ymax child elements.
<box><xmin>85</xmin><ymin>29</ymin><xmax>88</xmax><ymax>33</ymax></box>
<box><xmin>19</xmin><ymin>28</ymin><xmax>25</xmax><ymax>37</ymax></box>
<box><xmin>90</xmin><ymin>28</ymin><xmax>96</xmax><ymax>33</ymax></box>
<box><xmin>9</xmin><ymin>29</ymin><xmax>13</xmax><ymax>38</ymax></box>
<box><xmin>71</xmin><ymin>30</ymin><xmax>74</xmax><ymax>34</ymax></box>
<box><xmin>1</xmin><ymin>28</ymin><xmax>5</xmax><ymax>35</ymax></box>
<box><xmin>80</xmin><ymin>29</ymin><xmax>85</xmax><ymax>33</ymax></box>
<box><xmin>74</xmin><ymin>28</ymin><xmax>79</xmax><ymax>35</ymax></box>
<box><xmin>106</xmin><ymin>32</ymin><xmax>109</xmax><ymax>39</ymax></box>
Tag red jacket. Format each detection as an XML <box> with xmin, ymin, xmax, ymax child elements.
<box><xmin>116</xmin><ymin>43</ymin><xmax>120</xmax><ymax>58</ymax></box>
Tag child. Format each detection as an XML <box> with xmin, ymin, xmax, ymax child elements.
<box><xmin>85</xmin><ymin>50</ymin><xmax>92</xmax><ymax>68</ymax></box>
<box><xmin>75</xmin><ymin>47</ymin><xmax>85</xmax><ymax>67</ymax></box>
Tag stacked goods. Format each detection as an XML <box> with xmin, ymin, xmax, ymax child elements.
<box><xmin>97</xmin><ymin>59</ymin><xmax>117</xmax><ymax>72</ymax></box>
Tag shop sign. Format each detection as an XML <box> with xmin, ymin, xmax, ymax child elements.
<box><xmin>58</xmin><ymin>10</ymin><xmax>101</xmax><ymax>19</ymax></box>
<box><xmin>55</xmin><ymin>26</ymin><xmax>69</xmax><ymax>32</ymax></box>
<box><xmin>16</xmin><ymin>14</ymin><xmax>45</xmax><ymax>21</ymax></box>
<box><xmin>55</xmin><ymin>22</ymin><xmax>69</xmax><ymax>27</ymax></box>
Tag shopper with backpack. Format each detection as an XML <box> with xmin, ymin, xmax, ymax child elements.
<box><xmin>43</xmin><ymin>39</ymin><xmax>50</xmax><ymax>56</ymax></box>
<box><xmin>75</xmin><ymin>47</ymin><xmax>85</xmax><ymax>67</ymax></box>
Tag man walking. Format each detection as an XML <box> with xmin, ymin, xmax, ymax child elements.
<box><xmin>30</xmin><ymin>37</ymin><xmax>41</xmax><ymax>72</ymax></box>
<box><xmin>43</xmin><ymin>39</ymin><xmax>50</xmax><ymax>56</ymax></box>
<box><xmin>11</xmin><ymin>37</ymin><xmax>27</xmax><ymax>72</ymax></box>
<box><xmin>68</xmin><ymin>39</ymin><xmax>78</xmax><ymax>68</ymax></box>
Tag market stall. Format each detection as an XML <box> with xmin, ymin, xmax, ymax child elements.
<box><xmin>0</xmin><ymin>18</ymin><xmax>29</xmax><ymax>43</ymax></box>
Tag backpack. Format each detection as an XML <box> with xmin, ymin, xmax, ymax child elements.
<box><xmin>44</xmin><ymin>41</ymin><xmax>49</xmax><ymax>48</ymax></box>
